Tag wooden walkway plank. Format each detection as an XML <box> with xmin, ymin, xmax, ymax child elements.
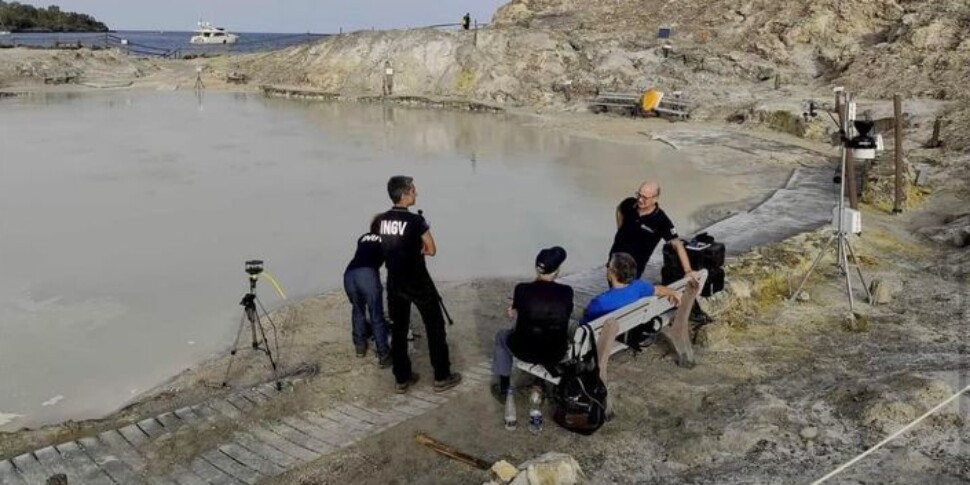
<box><xmin>238</xmin><ymin>388</ymin><xmax>269</xmax><ymax>405</ymax></box>
<box><xmin>320</xmin><ymin>409</ymin><xmax>375</xmax><ymax>433</ymax></box>
<box><xmin>339</xmin><ymin>403</ymin><xmax>397</xmax><ymax>425</ymax></box>
<box><xmin>190</xmin><ymin>403</ymin><xmax>222</xmax><ymax>422</ymax></box>
<box><xmin>208</xmin><ymin>399</ymin><xmax>244</xmax><ymax>419</ymax></box>
<box><xmin>0</xmin><ymin>459</ymin><xmax>28</xmax><ymax>485</ymax></box>
<box><xmin>34</xmin><ymin>446</ymin><xmax>84</xmax><ymax>485</ymax></box>
<box><xmin>118</xmin><ymin>423</ymin><xmax>151</xmax><ymax>447</ymax></box>
<box><xmin>247</xmin><ymin>426</ymin><xmax>320</xmax><ymax>462</ymax></box>
<box><xmin>11</xmin><ymin>453</ymin><xmax>54</xmax><ymax>485</ymax></box>
<box><xmin>137</xmin><ymin>417</ymin><xmax>167</xmax><ymax>439</ymax></box>
<box><xmin>201</xmin><ymin>450</ymin><xmax>262</xmax><ymax>485</ymax></box>
<box><xmin>156</xmin><ymin>411</ymin><xmax>183</xmax><ymax>431</ymax></box>
<box><xmin>98</xmin><ymin>430</ymin><xmax>147</xmax><ymax>469</ymax></box>
<box><xmin>284</xmin><ymin>415</ymin><xmax>356</xmax><ymax>447</ymax></box>
<box><xmin>255</xmin><ymin>383</ymin><xmax>281</xmax><ymax>400</ymax></box>
<box><xmin>77</xmin><ymin>436</ymin><xmax>148</xmax><ymax>485</ymax></box>
<box><xmin>268</xmin><ymin>420</ymin><xmax>335</xmax><ymax>454</ymax></box>
<box><xmin>173</xmin><ymin>406</ymin><xmax>203</xmax><ymax>425</ymax></box>
<box><xmin>54</xmin><ymin>441</ymin><xmax>116</xmax><ymax>485</ymax></box>
<box><xmin>231</xmin><ymin>432</ymin><xmax>300</xmax><ymax>468</ymax></box>
<box><xmin>95</xmin><ymin>432</ymin><xmax>181</xmax><ymax>485</ymax></box>
<box><xmin>167</xmin><ymin>466</ymin><xmax>210</xmax><ymax>485</ymax></box>
<box><xmin>219</xmin><ymin>442</ymin><xmax>286</xmax><ymax>477</ymax></box>
<box><xmin>363</xmin><ymin>407</ymin><xmax>411</xmax><ymax>427</ymax></box>
<box><xmin>188</xmin><ymin>456</ymin><xmax>244</xmax><ymax>485</ymax></box>
<box><xmin>226</xmin><ymin>394</ymin><xmax>256</xmax><ymax>412</ymax></box>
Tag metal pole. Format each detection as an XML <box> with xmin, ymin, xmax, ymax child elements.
<box><xmin>845</xmin><ymin>236</ymin><xmax>873</xmax><ymax>303</ymax></box>
<box><xmin>845</xmin><ymin>93</ymin><xmax>859</xmax><ymax>210</ymax></box>
<box><xmin>836</xmin><ymin>91</ymin><xmax>848</xmax><ymax>268</ymax></box>
<box><xmin>893</xmin><ymin>93</ymin><xmax>904</xmax><ymax>213</ymax></box>
<box><xmin>841</xmin><ymin>238</ymin><xmax>855</xmax><ymax>312</ymax></box>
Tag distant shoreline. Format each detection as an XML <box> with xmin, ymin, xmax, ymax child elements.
<box><xmin>4</xmin><ymin>29</ymin><xmax>110</xmax><ymax>34</ymax></box>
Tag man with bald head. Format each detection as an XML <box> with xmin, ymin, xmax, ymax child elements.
<box><xmin>609</xmin><ymin>181</ymin><xmax>698</xmax><ymax>282</ymax></box>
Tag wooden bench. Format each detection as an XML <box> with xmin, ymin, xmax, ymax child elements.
<box><xmin>515</xmin><ymin>270</ymin><xmax>707</xmax><ymax>384</ymax></box>
<box><xmin>652</xmin><ymin>94</ymin><xmax>693</xmax><ymax>120</ymax></box>
<box><xmin>43</xmin><ymin>72</ymin><xmax>78</xmax><ymax>85</ymax></box>
<box><xmin>589</xmin><ymin>91</ymin><xmax>642</xmax><ymax>116</ymax></box>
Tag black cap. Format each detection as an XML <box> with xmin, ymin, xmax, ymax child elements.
<box><xmin>536</xmin><ymin>246</ymin><xmax>567</xmax><ymax>274</ymax></box>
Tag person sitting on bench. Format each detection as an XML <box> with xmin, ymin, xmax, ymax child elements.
<box><xmin>492</xmin><ymin>246</ymin><xmax>573</xmax><ymax>395</ymax></box>
<box><xmin>582</xmin><ymin>252</ymin><xmax>680</xmax><ymax>382</ymax></box>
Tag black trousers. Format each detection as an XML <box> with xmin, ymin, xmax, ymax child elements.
<box><xmin>387</xmin><ymin>282</ymin><xmax>452</xmax><ymax>383</ymax></box>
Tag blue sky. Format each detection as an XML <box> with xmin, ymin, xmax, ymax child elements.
<box><xmin>24</xmin><ymin>0</ymin><xmax>509</xmax><ymax>33</ymax></box>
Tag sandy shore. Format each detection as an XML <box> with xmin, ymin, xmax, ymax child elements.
<box><xmin>1</xmin><ymin>47</ymin><xmax>968</xmax><ymax>484</ymax></box>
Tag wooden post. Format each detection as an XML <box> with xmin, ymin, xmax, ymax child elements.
<box><xmin>893</xmin><ymin>94</ymin><xmax>904</xmax><ymax>213</ymax></box>
<box><xmin>473</xmin><ymin>19</ymin><xmax>478</xmax><ymax>47</ymax></box>
<box><xmin>774</xmin><ymin>74</ymin><xmax>781</xmax><ymax>90</ymax></box>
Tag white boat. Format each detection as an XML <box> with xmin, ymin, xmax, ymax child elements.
<box><xmin>189</xmin><ymin>21</ymin><xmax>238</xmax><ymax>45</ymax></box>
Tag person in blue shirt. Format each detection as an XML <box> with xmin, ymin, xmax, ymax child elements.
<box><xmin>581</xmin><ymin>252</ymin><xmax>680</xmax><ymax>387</ymax></box>
<box><xmin>582</xmin><ymin>252</ymin><xmax>680</xmax><ymax>325</ymax></box>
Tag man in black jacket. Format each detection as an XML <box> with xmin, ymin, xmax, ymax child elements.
<box><xmin>374</xmin><ymin>176</ymin><xmax>461</xmax><ymax>394</ymax></box>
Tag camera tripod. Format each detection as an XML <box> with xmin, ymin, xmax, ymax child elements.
<box><xmin>223</xmin><ymin>260</ymin><xmax>283</xmax><ymax>390</ymax></box>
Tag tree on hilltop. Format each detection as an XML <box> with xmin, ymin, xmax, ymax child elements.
<box><xmin>0</xmin><ymin>1</ymin><xmax>109</xmax><ymax>32</ymax></box>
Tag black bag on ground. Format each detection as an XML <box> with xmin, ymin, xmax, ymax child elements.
<box><xmin>661</xmin><ymin>232</ymin><xmax>727</xmax><ymax>296</ymax></box>
<box><xmin>554</xmin><ymin>326</ymin><xmax>608</xmax><ymax>435</ymax></box>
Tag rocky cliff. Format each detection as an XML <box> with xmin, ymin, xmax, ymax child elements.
<box><xmin>236</xmin><ymin>1</ymin><xmax>967</xmax><ymax>150</ymax></box>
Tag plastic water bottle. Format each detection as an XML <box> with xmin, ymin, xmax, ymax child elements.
<box><xmin>528</xmin><ymin>388</ymin><xmax>543</xmax><ymax>434</ymax></box>
<box><xmin>504</xmin><ymin>389</ymin><xmax>517</xmax><ymax>430</ymax></box>
<box><xmin>528</xmin><ymin>408</ymin><xmax>543</xmax><ymax>434</ymax></box>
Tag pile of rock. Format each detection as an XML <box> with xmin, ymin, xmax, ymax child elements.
<box><xmin>485</xmin><ymin>452</ymin><xmax>585</xmax><ymax>485</ymax></box>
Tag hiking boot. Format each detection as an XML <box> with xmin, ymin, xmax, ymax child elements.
<box><xmin>433</xmin><ymin>372</ymin><xmax>462</xmax><ymax>393</ymax></box>
<box><xmin>395</xmin><ymin>373</ymin><xmax>419</xmax><ymax>394</ymax></box>
<box><xmin>378</xmin><ymin>353</ymin><xmax>392</xmax><ymax>369</ymax></box>
<box><xmin>355</xmin><ymin>345</ymin><xmax>367</xmax><ymax>358</ymax></box>
<box><xmin>689</xmin><ymin>305</ymin><xmax>713</xmax><ymax>325</ymax></box>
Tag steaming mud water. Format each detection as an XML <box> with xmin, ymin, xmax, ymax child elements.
<box><xmin>0</xmin><ymin>92</ymin><xmax>780</xmax><ymax>430</ymax></box>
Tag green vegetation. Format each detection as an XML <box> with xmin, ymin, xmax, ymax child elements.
<box><xmin>0</xmin><ymin>1</ymin><xmax>108</xmax><ymax>32</ymax></box>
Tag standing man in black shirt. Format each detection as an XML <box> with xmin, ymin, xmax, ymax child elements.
<box><xmin>375</xmin><ymin>176</ymin><xmax>461</xmax><ymax>394</ymax></box>
<box><xmin>342</xmin><ymin>216</ymin><xmax>391</xmax><ymax>367</ymax></box>
<box><xmin>491</xmin><ymin>246</ymin><xmax>573</xmax><ymax>395</ymax></box>
<box><xmin>609</xmin><ymin>181</ymin><xmax>698</xmax><ymax>282</ymax></box>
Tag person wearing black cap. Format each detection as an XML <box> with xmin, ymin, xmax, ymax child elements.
<box><xmin>374</xmin><ymin>175</ymin><xmax>461</xmax><ymax>394</ymax></box>
<box><xmin>491</xmin><ymin>246</ymin><xmax>574</xmax><ymax>395</ymax></box>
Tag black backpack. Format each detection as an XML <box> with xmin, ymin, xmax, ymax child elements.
<box><xmin>553</xmin><ymin>326</ymin><xmax>608</xmax><ymax>435</ymax></box>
